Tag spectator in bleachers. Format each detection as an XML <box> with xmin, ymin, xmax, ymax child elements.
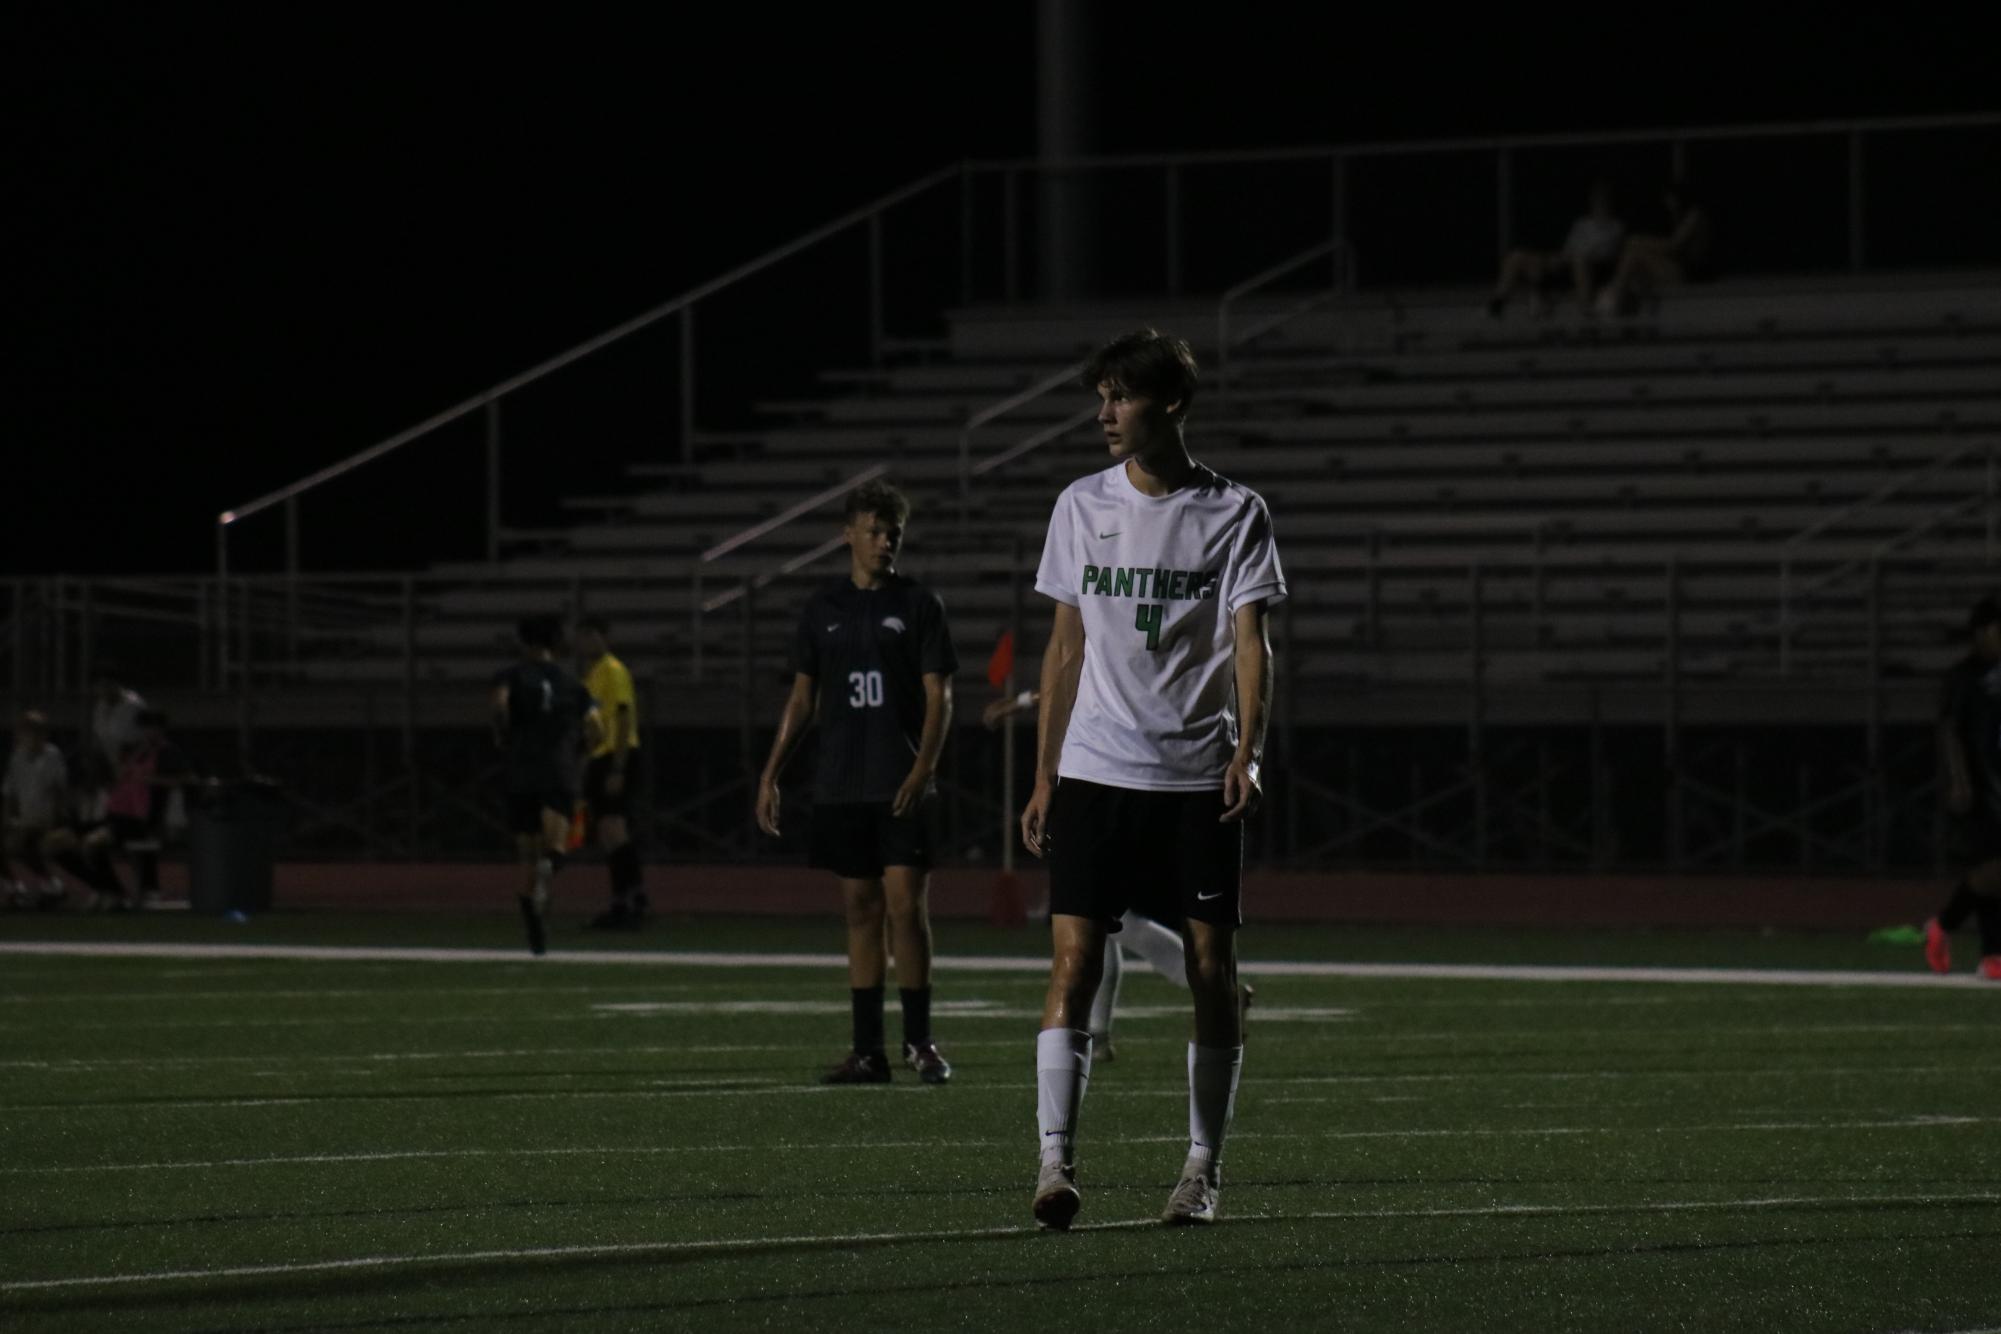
<box><xmin>1595</xmin><ymin>181</ymin><xmax>1715</xmax><ymax>316</ymax></box>
<box><xmin>89</xmin><ymin>709</ymin><xmax>195</xmax><ymax>905</ymax></box>
<box><xmin>2</xmin><ymin>710</ymin><xmax>70</xmax><ymax>909</ymax></box>
<box><xmin>1486</xmin><ymin>179</ymin><xmax>1625</xmax><ymax>319</ymax></box>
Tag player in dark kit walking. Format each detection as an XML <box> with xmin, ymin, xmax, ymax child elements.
<box><xmin>755</xmin><ymin>481</ymin><xmax>959</xmax><ymax>1084</ymax></box>
<box><xmin>492</xmin><ymin>616</ymin><xmax>603</xmax><ymax>956</ymax></box>
<box><xmin>1923</xmin><ymin>595</ymin><xmax>2001</xmax><ymax>980</ymax></box>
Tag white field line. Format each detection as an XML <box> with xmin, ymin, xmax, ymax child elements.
<box><xmin>0</xmin><ymin>1039</ymin><xmax>1044</xmax><ymax>1072</ymax></box>
<box><xmin>0</xmin><ymin>983</ymin><xmax>726</xmax><ymax>1004</ymax></box>
<box><xmin>10</xmin><ymin>1068</ymin><xmax>2001</xmax><ymax>1117</ymax></box>
<box><xmin>1</xmin><ymin>941</ymin><xmax>1994</xmax><ymax>990</ymax></box>
<box><xmin>4</xmin><ymin>1116</ymin><xmax>1989</xmax><ymax>1177</ymax></box>
<box><xmin>6</xmin><ymin>1190</ymin><xmax>1998</xmax><ymax>1294</ymax></box>
<box><xmin>590</xmin><ymin>1001</ymin><xmax>1351</xmax><ymax>1021</ymax></box>
<box><xmin>0</xmin><ymin>1134</ymin><xmax>1190</xmax><ymax>1177</ymax></box>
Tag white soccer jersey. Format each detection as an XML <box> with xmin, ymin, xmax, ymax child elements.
<box><xmin>1034</xmin><ymin>461</ymin><xmax>1286</xmax><ymax>791</ymax></box>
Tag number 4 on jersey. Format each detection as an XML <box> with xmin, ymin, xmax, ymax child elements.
<box><xmin>1134</xmin><ymin>603</ymin><xmax>1164</xmax><ymax>651</ymax></box>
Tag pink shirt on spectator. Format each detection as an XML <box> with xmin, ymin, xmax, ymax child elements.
<box><xmin>106</xmin><ymin>747</ymin><xmax>157</xmax><ymax>819</ymax></box>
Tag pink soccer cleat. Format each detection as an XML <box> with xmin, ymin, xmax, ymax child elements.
<box><xmin>1924</xmin><ymin>919</ymin><xmax>1952</xmax><ymax>975</ymax></box>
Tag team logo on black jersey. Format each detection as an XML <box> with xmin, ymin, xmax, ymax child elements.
<box><xmin>881</xmin><ymin>616</ymin><xmax>907</xmax><ymax>635</ymax></box>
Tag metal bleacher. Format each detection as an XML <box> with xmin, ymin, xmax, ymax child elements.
<box><xmin>269</xmin><ymin>271</ymin><xmax>2001</xmax><ymax>732</ymax></box>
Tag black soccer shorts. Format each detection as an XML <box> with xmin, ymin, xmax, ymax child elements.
<box><xmin>505</xmin><ymin>790</ymin><xmax>573</xmax><ymax>836</ymax></box>
<box><xmin>1948</xmin><ymin>804</ymin><xmax>2001</xmax><ymax>867</ymax></box>
<box><xmin>809</xmin><ymin>798</ymin><xmax>937</xmax><ymax>879</ymax></box>
<box><xmin>1046</xmin><ymin>777</ymin><xmax>1243</xmax><ymax>929</ymax></box>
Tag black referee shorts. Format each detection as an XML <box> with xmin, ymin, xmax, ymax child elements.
<box><xmin>582</xmin><ymin>753</ymin><xmax>643</xmax><ymax>820</ymax></box>
<box><xmin>809</xmin><ymin>798</ymin><xmax>937</xmax><ymax>879</ymax></box>
<box><xmin>1047</xmin><ymin>777</ymin><xmax>1243</xmax><ymax>930</ymax></box>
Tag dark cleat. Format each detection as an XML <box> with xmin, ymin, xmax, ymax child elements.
<box><xmin>820</xmin><ymin>1050</ymin><xmax>892</xmax><ymax>1085</ymax></box>
<box><xmin>903</xmin><ymin>1041</ymin><xmax>952</xmax><ymax>1085</ymax></box>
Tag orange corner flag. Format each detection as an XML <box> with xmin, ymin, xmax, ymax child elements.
<box><xmin>986</xmin><ymin>630</ymin><xmax>1015</xmax><ymax>688</ymax></box>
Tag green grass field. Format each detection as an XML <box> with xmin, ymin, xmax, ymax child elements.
<box><xmin>4</xmin><ymin>910</ymin><xmax>2000</xmax><ymax>1332</ymax></box>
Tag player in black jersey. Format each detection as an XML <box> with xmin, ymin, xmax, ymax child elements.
<box><xmin>1924</xmin><ymin>596</ymin><xmax>2001</xmax><ymax>980</ymax></box>
<box><xmin>492</xmin><ymin>616</ymin><xmax>602</xmax><ymax>956</ymax></box>
<box><xmin>756</xmin><ymin>481</ymin><xmax>959</xmax><ymax>1084</ymax></box>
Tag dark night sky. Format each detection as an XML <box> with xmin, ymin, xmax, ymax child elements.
<box><xmin>8</xmin><ymin>6</ymin><xmax>1994</xmax><ymax>577</ymax></box>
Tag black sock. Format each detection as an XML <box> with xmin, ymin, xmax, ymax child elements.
<box><xmin>899</xmin><ymin>986</ymin><xmax>933</xmax><ymax>1049</ymax></box>
<box><xmin>1939</xmin><ymin>881</ymin><xmax>1979</xmax><ymax>931</ymax></box>
<box><xmin>851</xmin><ymin>986</ymin><xmax>885</xmax><ymax>1056</ymax></box>
<box><xmin>1975</xmin><ymin>895</ymin><xmax>2001</xmax><ymax>958</ymax></box>
<box><xmin>609</xmin><ymin>844</ymin><xmax>642</xmax><ymax>899</ymax></box>
<box><xmin>518</xmin><ymin>895</ymin><xmax>547</xmax><ymax>955</ymax></box>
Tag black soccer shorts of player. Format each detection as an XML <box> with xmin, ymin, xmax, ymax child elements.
<box><xmin>1046</xmin><ymin>777</ymin><xmax>1244</xmax><ymax>930</ymax></box>
<box><xmin>505</xmin><ymin>789</ymin><xmax>575</xmax><ymax>836</ymax></box>
<box><xmin>581</xmin><ymin>753</ymin><xmax>643</xmax><ymax>821</ymax></box>
<box><xmin>808</xmin><ymin>797</ymin><xmax>938</xmax><ymax>879</ymax></box>
<box><xmin>1948</xmin><ymin>803</ymin><xmax>2001</xmax><ymax>867</ymax></box>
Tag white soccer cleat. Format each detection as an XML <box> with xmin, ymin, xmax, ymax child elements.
<box><xmin>1161</xmin><ymin>1164</ymin><xmax>1219</xmax><ymax>1225</ymax></box>
<box><xmin>1033</xmin><ymin>1159</ymin><xmax>1080</xmax><ymax>1231</ymax></box>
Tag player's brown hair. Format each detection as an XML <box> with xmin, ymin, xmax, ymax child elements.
<box><xmin>1083</xmin><ymin>328</ymin><xmax>1199</xmax><ymax>420</ymax></box>
<box><xmin>844</xmin><ymin>479</ymin><xmax>911</xmax><ymax>528</ymax></box>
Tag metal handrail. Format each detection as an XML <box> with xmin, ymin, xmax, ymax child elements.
<box><xmin>218</xmin><ymin>166</ymin><xmax>960</xmax><ymax>535</ymax></box>
<box><xmin>955</xmin><ymin>361</ymin><xmax>1088</xmax><ymax>505</ymax></box>
<box><xmin>700</xmin><ymin>464</ymin><xmax>889</xmax><ymax>563</ymax></box>
<box><xmin>959</xmin><ymin>240</ymin><xmax>1366</xmax><ymax>489</ymax></box>
<box><xmin>971</xmin><ymin>406</ymin><xmax>1099</xmax><ymax>480</ymax></box>
<box><xmin>963</xmin><ymin>111</ymin><xmax>2001</xmax><ymax>172</ymax></box>
<box><xmin>1775</xmin><ymin>443</ymin><xmax>1994</xmax><ymax>670</ymax></box>
<box><xmin>1216</xmin><ymin>237</ymin><xmax>1356</xmax><ymax>411</ymax></box>
<box><xmin>687</xmin><ymin>464</ymin><xmax>892</xmax><ymax>677</ymax></box>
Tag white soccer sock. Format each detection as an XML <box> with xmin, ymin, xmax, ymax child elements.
<box><xmin>1187</xmin><ymin>1042</ymin><xmax>1243</xmax><ymax>1173</ymax></box>
<box><xmin>1119</xmin><ymin>910</ymin><xmax>1189</xmax><ymax>987</ymax></box>
<box><xmin>1087</xmin><ymin>937</ymin><xmax>1123</xmax><ymax>1039</ymax></box>
<box><xmin>1036</xmin><ymin>1028</ymin><xmax>1093</xmax><ymax>1166</ymax></box>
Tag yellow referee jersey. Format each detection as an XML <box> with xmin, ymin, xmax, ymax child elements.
<box><xmin>583</xmin><ymin>653</ymin><xmax>639</xmax><ymax>759</ymax></box>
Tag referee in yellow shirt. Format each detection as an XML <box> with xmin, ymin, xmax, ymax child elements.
<box><xmin>578</xmin><ymin>616</ymin><xmax>648</xmax><ymax>928</ymax></box>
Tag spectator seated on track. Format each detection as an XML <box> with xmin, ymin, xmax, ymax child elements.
<box><xmin>1595</xmin><ymin>181</ymin><xmax>1715</xmax><ymax>316</ymax></box>
<box><xmin>1486</xmin><ymin>178</ymin><xmax>1626</xmax><ymax>319</ymax></box>
<box><xmin>2</xmin><ymin>709</ymin><xmax>71</xmax><ymax>909</ymax></box>
<box><xmin>87</xmin><ymin>709</ymin><xmax>195</xmax><ymax>906</ymax></box>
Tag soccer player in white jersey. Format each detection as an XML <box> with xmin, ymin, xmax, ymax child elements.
<box><xmin>1020</xmin><ymin>328</ymin><xmax>1286</xmax><ymax>1228</ymax></box>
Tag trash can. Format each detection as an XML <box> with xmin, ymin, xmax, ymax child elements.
<box><xmin>189</xmin><ymin>779</ymin><xmax>287</xmax><ymax>914</ymax></box>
